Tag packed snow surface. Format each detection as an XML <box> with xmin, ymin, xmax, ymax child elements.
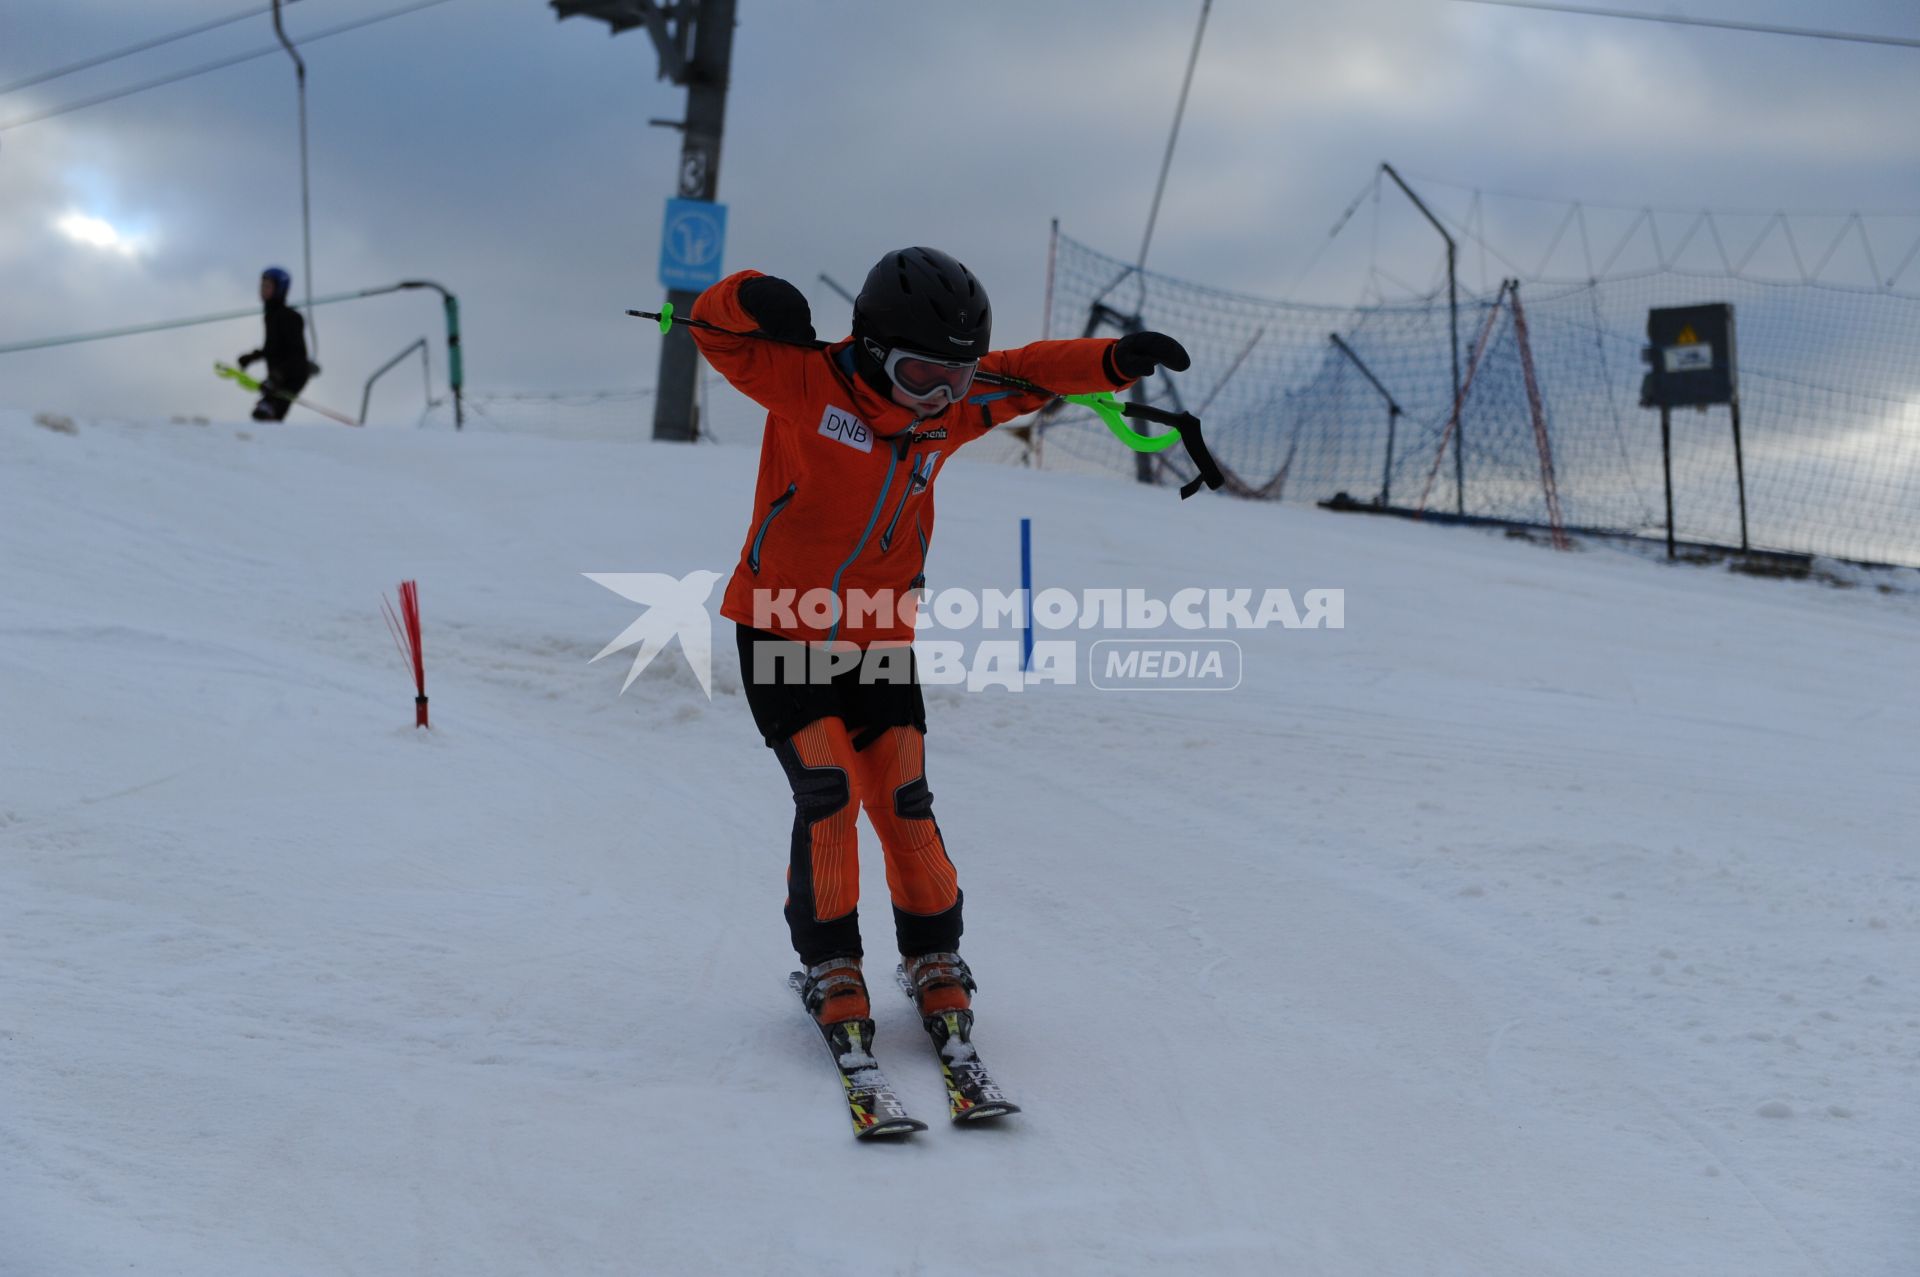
<box><xmin>2</xmin><ymin>411</ymin><xmax>1915</xmax><ymax>1275</ymax></box>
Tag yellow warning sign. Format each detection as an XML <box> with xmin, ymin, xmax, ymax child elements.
<box><xmin>1674</xmin><ymin>324</ymin><xmax>1700</xmax><ymax>345</ymax></box>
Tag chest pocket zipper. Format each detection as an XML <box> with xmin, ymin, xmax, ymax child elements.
<box><xmin>881</xmin><ymin>452</ymin><xmax>939</xmax><ymax>552</ymax></box>
<box><xmin>748</xmin><ymin>483</ymin><xmax>797</xmax><ymax>574</ymax></box>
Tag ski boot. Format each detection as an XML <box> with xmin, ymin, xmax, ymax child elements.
<box><xmin>901</xmin><ymin>951</ymin><xmax>975</xmax><ymax>1018</ymax></box>
<box><xmin>797</xmin><ymin>955</ymin><xmax>872</xmax><ymax>1026</ymax></box>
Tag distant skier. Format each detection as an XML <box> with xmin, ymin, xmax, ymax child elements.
<box><xmin>691</xmin><ymin>248</ymin><xmax>1189</xmax><ymax>1039</ymax></box>
<box><xmin>235</xmin><ymin>267</ymin><xmax>316</xmax><ymax>422</ymax></box>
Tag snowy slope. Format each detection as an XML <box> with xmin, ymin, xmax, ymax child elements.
<box><xmin>2</xmin><ymin>410</ymin><xmax>1915</xmax><ymax>1277</ymax></box>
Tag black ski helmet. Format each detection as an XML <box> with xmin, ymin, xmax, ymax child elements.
<box><xmin>852</xmin><ymin>247</ymin><xmax>991</xmax><ymax>394</ymax></box>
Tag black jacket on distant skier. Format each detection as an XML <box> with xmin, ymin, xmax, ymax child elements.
<box><xmin>238</xmin><ymin>267</ymin><xmax>315</xmax><ymax>422</ymax></box>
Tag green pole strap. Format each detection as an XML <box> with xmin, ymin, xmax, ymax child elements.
<box><xmin>657</xmin><ymin>302</ymin><xmax>675</xmax><ymax>336</ymax></box>
<box><xmin>1062</xmin><ymin>392</ymin><xmax>1183</xmax><ymax>453</ymax></box>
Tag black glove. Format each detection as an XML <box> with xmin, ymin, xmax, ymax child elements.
<box><xmin>1107</xmin><ymin>331</ymin><xmax>1191</xmax><ymax>381</ymax></box>
<box><xmin>237</xmin><ymin>351</ymin><xmax>259</xmax><ymax>370</ymax></box>
<box><xmin>736</xmin><ymin>274</ymin><xmax>815</xmax><ymax>344</ymax></box>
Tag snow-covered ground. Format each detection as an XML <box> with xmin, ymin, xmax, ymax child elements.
<box><xmin>2</xmin><ymin>409</ymin><xmax>1915</xmax><ymax>1276</ymax></box>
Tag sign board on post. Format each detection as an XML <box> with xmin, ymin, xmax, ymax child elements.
<box><xmin>1639</xmin><ymin>302</ymin><xmax>1749</xmax><ymax>559</ymax></box>
<box><xmin>1640</xmin><ymin>303</ymin><xmax>1736</xmax><ymax>408</ymax></box>
<box><xmin>658</xmin><ymin>197</ymin><xmax>728</xmax><ymax>293</ymax></box>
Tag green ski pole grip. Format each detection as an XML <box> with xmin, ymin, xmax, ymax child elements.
<box><xmin>1064</xmin><ymin>392</ymin><xmax>1182</xmax><ymax>453</ymax></box>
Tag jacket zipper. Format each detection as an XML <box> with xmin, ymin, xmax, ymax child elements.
<box><xmin>823</xmin><ymin>432</ymin><xmax>910</xmax><ymax>646</ymax></box>
<box><xmin>748</xmin><ymin>483</ymin><xmax>797</xmax><ymax>574</ymax></box>
<box><xmin>880</xmin><ymin>451</ymin><xmax>938</xmax><ymax>552</ymax></box>
<box><xmin>911</xmin><ymin>519</ymin><xmax>928</xmax><ymax>590</ymax></box>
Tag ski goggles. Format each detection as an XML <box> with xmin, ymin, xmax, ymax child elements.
<box><xmin>869</xmin><ymin>340</ymin><xmax>978</xmax><ymax>403</ymax></box>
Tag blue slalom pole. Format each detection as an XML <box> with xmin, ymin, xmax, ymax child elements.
<box><xmin>1020</xmin><ymin>517</ymin><xmax>1034</xmax><ymax>673</ymax></box>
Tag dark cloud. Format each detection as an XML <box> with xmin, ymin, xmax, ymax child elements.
<box><xmin>2</xmin><ymin>0</ymin><xmax>1916</xmax><ymax>435</ymax></box>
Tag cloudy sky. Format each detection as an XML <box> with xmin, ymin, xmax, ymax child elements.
<box><xmin>3</xmin><ymin>0</ymin><xmax>1918</xmax><ymax>432</ymax></box>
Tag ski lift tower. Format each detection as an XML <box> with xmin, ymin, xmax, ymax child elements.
<box><xmin>552</xmin><ymin>0</ymin><xmax>738</xmax><ymax>442</ymax></box>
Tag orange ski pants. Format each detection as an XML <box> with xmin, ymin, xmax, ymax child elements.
<box><xmin>771</xmin><ymin>718</ymin><xmax>963</xmax><ymax>965</ymax></box>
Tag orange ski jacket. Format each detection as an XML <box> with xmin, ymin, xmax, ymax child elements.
<box><xmin>693</xmin><ymin>270</ymin><xmax>1132</xmax><ymax>646</ymax></box>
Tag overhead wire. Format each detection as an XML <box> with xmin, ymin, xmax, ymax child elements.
<box><xmin>1137</xmin><ymin>0</ymin><xmax>1214</xmax><ymax>272</ymax></box>
<box><xmin>0</xmin><ymin>1</ymin><xmax>303</xmax><ymax>97</ymax></box>
<box><xmin>1454</xmin><ymin>0</ymin><xmax>1920</xmax><ymax>50</ymax></box>
<box><xmin>0</xmin><ymin>0</ymin><xmax>461</xmax><ymax>132</ymax></box>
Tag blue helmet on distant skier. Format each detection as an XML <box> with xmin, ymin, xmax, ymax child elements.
<box><xmin>262</xmin><ymin>266</ymin><xmax>292</xmax><ymax>303</ymax></box>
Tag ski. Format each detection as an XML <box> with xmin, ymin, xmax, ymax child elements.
<box><xmin>896</xmin><ymin>966</ymin><xmax>1022</xmax><ymax>1123</ymax></box>
<box><xmin>787</xmin><ymin>971</ymin><xmax>927</xmax><ymax>1140</ymax></box>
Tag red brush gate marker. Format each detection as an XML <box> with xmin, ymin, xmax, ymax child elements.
<box><xmin>381</xmin><ymin>580</ymin><xmax>429</xmax><ymax>728</ymax></box>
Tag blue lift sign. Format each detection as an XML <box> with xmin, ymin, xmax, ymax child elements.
<box><xmin>658</xmin><ymin>198</ymin><xmax>728</xmax><ymax>292</ymax></box>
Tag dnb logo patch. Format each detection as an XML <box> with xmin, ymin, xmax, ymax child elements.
<box><xmin>817</xmin><ymin>405</ymin><xmax>873</xmax><ymax>453</ymax></box>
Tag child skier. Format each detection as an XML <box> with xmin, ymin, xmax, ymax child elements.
<box><xmin>690</xmin><ymin>247</ymin><xmax>1189</xmax><ymax>1041</ymax></box>
<box><xmin>236</xmin><ymin>267</ymin><xmax>316</xmax><ymax>422</ymax></box>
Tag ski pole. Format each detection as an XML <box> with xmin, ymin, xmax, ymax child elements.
<box><xmin>628</xmin><ymin>303</ymin><xmax>825</xmax><ymax>352</ymax></box>
<box><xmin>214</xmin><ymin>362</ymin><xmax>359</xmax><ymax>427</ymax></box>
<box><xmin>628</xmin><ymin>304</ymin><xmax>1226</xmax><ymax>499</ymax></box>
